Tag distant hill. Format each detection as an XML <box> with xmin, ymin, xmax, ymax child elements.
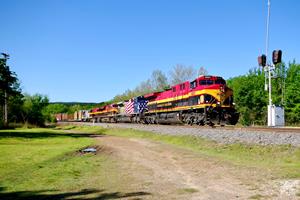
<box><xmin>50</xmin><ymin>102</ymin><xmax>99</xmax><ymax>105</ymax></box>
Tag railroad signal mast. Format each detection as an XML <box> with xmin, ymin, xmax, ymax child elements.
<box><xmin>258</xmin><ymin>51</ymin><xmax>284</xmax><ymax>127</ymax></box>
<box><xmin>257</xmin><ymin>0</ymin><xmax>284</xmax><ymax>127</ymax></box>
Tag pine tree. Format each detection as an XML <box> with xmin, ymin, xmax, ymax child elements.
<box><xmin>0</xmin><ymin>54</ymin><xmax>21</xmax><ymax>127</ymax></box>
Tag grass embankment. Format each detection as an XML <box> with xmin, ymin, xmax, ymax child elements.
<box><xmin>60</xmin><ymin>125</ymin><xmax>300</xmax><ymax>179</ymax></box>
<box><xmin>0</xmin><ymin>127</ymin><xmax>148</xmax><ymax>200</ymax></box>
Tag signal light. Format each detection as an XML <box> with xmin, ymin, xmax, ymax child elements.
<box><xmin>272</xmin><ymin>50</ymin><xmax>282</xmax><ymax>65</ymax></box>
<box><xmin>258</xmin><ymin>54</ymin><xmax>267</xmax><ymax>67</ymax></box>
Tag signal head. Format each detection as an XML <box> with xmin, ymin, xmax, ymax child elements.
<box><xmin>258</xmin><ymin>54</ymin><xmax>267</xmax><ymax>67</ymax></box>
<box><xmin>272</xmin><ymin>50</ymin><xmax>282</xmax><ymax>65</ymax></box>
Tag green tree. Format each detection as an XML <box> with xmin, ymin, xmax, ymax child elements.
<box><xmin>272</xmin><ymin>63</ymin><xmax>286</xmax><ymax>106</ymax></box>
<box><xmin>8</xmin><ymin>92</ymin><xmax>24</xmax><ymax>124</ymax></box>
<box><xmin>68</xmin><ymin>104</ymin><xmax>82</xmax><ymax>114</ymax></box>
<box><xmin>0</xmin><ymin>55</ymin><xmax>22</xmax><ymax>127</ymax></box>
<box><xmin>284</xmin><ymin>61</ymin><xmax>300</xmax><ymax>124</ymax></box>
<box><xmin>21</xmin><ymin>94</ymin><xmax>49</xmax><ymax>126</ymax></box>
<box><xmin>227</xmin><ymin>68</ymin><xmax>267</xmax><ymax>126</ymax></box>
<box><xmin>42</xmin><ymin>103</ymin><xmax>68</xmax><ymax>122</ymax></box>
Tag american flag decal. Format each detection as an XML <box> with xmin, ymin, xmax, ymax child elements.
<box><xmin>125</xmin><ymin>97</ymin><xmax>148</xmax><ymax>114</ymax></box>
<box><xmin>125</xmin><ymin>99</ymin><xmax>134</xmax><ymax>114</ymax></box>
<box><xmin>138</xmin><ymin>100</ymin><xmax>148</xmax><ymax>113</ymax></box>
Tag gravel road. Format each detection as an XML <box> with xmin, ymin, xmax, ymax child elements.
<box><xmin>74</xmin><ymin>122</ymin><xmax>300</xmax><ymax>146</ymax></box>
<box><xmin>96</xmin><ymin>135</ymin><xmax>292</xmax><ymax>199</ymax></box>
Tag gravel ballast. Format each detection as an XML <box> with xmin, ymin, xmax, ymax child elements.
<box><xmin>77</xmin><ymin>122</ymin><xmax>300</xmax><ymax>147</ymax></box>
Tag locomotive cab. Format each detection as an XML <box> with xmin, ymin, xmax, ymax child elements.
<box><xmin>191</xmin><ymin>76</ymin><xmax>227</xmax><ymax>105</ymax></box>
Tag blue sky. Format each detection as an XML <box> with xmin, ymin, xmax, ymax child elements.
<box><xmin>1</xmin><ymin>0</ymin><xmax>299</xmax><ymax>102</ymax></box>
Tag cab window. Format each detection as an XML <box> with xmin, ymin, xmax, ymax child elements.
<box><xmin>215</xmin><ymin>78</ymin><xmax>226</xmax><ymax>85</ymax></box>
<box><xmin>199</xmin><ymin>80</ymin><xmax>213</xmax><ymax>85</ymax></box>
<box><xmin>190</xmin><ymin>80</ymin><xmax>197</xmax><ymax>89</ymax></box>
<box><xmin>180</xmin><ymin>84</ymin><xmax>185</xmax><ymax>90</ymax></box>
<box><xmin>199</xmin><ymin>80</ymin><xmax>206</xmax><ymax>85</ymax></box>
<box><xmin>207</xmin><ymin>80</ymin><xmax>213</xmax><ymax>85</ymax></box>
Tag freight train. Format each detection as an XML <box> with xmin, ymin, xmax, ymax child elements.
<box><xmin>89</xmin><ymin>75</ymin><xmax>239</xmax><ymax>126</ymax></box>
<box><xmin>55</xmin><ymin>110</ymin><xmax>90</xmax><ymax>122</ymax></box>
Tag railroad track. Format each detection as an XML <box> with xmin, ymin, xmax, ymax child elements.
<box><xmin>64</xmin><ymin>121</ymin><xmax>300</xmax><ymax>134</ymax></box>
<box><xmin>59</xmin><ymin>121</ymin><xmax>300</xmax><ymax>146</ymax></box>
<box><xmin>202</xmin><ymin>125</ymin><xmax>300</xmax><ymax>133</ymax></box>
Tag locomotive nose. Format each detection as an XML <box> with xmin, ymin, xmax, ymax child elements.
<box><xmin>219</xmin><ymin>85</ymin><xmax>227</xmax><ymax>105</ymax></box>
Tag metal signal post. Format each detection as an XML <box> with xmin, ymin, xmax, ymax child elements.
<box><xmin>265</xmin><ymin>0</ymin><xmax>273</xmax><ymax>127</ymax></box>
<box><xmin>258</xmin><ymin>0</ymin><xmax>284</xmax><ymax>127</ymax></box>
<box><xmin>266</xmin><ymin>0</ymin><xmax>272</xmax><ymax>108</ymax></box>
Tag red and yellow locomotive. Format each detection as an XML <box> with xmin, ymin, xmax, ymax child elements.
<box><xmin>89</xmin><ymin>75</ymin><xmax>239</xmax><ymax>126</ymax></box>
<box><xmin>144</xmin><ymin>75</ymin><xmax>238</xmax><ymax>125</ymax></box>
<box><xmin>89</xmin><ymin>104</ymin><xmax>118</xmax><ymax>123</ymax></box>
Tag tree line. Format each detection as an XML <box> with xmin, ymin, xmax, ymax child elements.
<box><xmin>1</xmin><ymin>55</ymin><xmax>300</xmax><ymax>127</ymax></box>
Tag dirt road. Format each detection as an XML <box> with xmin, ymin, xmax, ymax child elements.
<box><xmin>95</xmin><ymin>135</ymin><xmax>299</xmax><ymax>200</ymax></box>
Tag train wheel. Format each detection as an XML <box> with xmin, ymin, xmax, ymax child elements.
<box><xmin>198</xmin><ymin>121</ymin><xmax>205</xmax><ymax>126</ymax></box>
<box><xmin>208</xmin><ymin>121</ymin><xmax>215</xmax><ymax>127</ymax></box>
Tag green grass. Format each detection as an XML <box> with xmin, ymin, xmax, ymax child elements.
<box><xmin>60</xmin><ymin>125</ymin><xmax>300</xmax><ymax>179</ymax></box>
<box><xmin>177</xmin><ymin>188</ymin><xmax>199</xmax><ymax>194</ymax></box>
<box><xmin>0</xmin><ymin>127</ymin><xmax>149</xmax><ymax>200</ymax></box>
<box><xmin>248</xmin><ymin>194</ymin><xmax>265</xmax><ymax>200</ymax></box>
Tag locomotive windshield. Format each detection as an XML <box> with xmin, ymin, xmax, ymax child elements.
<box><xmin>199</xmin><ymin>80</ymin><xmax>213</xmax><ymax>85</ymax></box>
<box><xmin>199</xmin><ymin>78</ymin><xmax>226</xmax><ymax>85</ymax></box>
<box><xmin>215</xmin><ymin>78</ymin><xmax>226</xmax><ymax>85</ymax></box>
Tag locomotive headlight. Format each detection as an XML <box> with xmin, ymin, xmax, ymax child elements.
<box><xmin>220</xmin><ymin>86</ymin><xmax>225</xmax><ymax>93</ymax></box>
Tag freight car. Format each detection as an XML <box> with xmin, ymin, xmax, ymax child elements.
<box><xmin>74</xmin><ymin>110</ymin><xmax>90</xmax><ymax>122</ymax></box>
<box><xmin>55</xmin><ymin>113</ymin><xmax>74</xmax><ymax>121</ymax></box>
<box><xmin>89</xmin><ymin>75</ymin><xmax>239</xmax><ymax>126</ymax></box>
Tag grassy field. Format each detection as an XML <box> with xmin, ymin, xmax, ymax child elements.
<box><xmin>58</xmin><ymin>125</ymin><xmax>300</xmax><ymax>179</ymax></box>
<box><xmin>0</xmin><ymin>127</ymin><xmax>149</xmax><ymax>200</ymax></box>
<box><xmin>1</xmin><ymin>125</ymin><xmax>300</xmax><ymax>199</ymax></box>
